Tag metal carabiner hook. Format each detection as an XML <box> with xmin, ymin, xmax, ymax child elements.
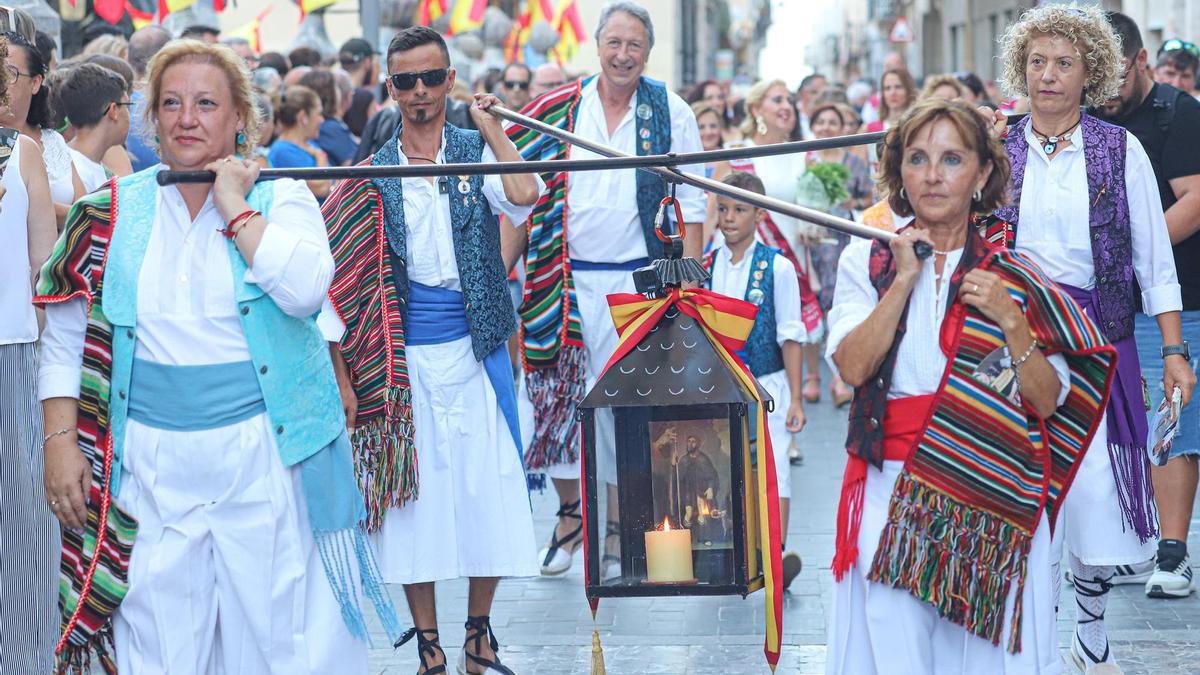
<box><xmin>653</xmin><ymin>186</ymin><xmax>687</xmax><ymax>243</ymax></box>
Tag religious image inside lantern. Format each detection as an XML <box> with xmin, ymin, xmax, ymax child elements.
<box><xmin>649</xmin><ymin>419</ymin><xmax>734</xmax><ymax>559</ymax></box>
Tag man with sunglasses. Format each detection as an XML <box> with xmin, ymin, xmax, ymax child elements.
<box><xmin>1100</xmin><ymin>12</ymin><xmax>1200</xmax><ymax>600</ymax></box>
<box><xmin>1154</xmin><ymin>39</ymin><xmax>1200</xmax><ymax>99</ymax></box>
<box><xmin>529</xmin><ymin>63</ymin><xmax>567</xmax><ymax>99</ymax></box>
<box><xmin>508</xmin><ymin>0</ymin><xmax>706</xmax><ymax>580</ymax></box>
<box><xmin>320</xmin><ymin>25</ymin><xmax>544</xmax><ymax>675</ymax></box>
<box><xmin>499</xmin><ymin>62</ymin><xmax>533</xmax><ymax>111</ymax></box>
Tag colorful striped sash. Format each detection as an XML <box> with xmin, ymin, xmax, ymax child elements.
<box><xmin>841</xmin><ymin>228</ymin><xmax>1116</xmax><ymax>652</ymax></box>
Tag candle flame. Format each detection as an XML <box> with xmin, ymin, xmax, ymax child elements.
<box><xmin>699</xmin><ymin>501</ymin><xmax>711</xmax><ymax>517</ymax></box>
<box><xmin>659</xmin><ymin>516</ymin><xmax>674</xmax><ymax>531</ymax></box>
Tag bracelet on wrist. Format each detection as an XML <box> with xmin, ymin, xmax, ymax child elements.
<box><xmin>220</xmin><ymin>209</ymin><xmax>262</xmax><ymax>240</ymax></box>
<box><xmin>1011</xmin><ymin>337</ymin><xmax>1039</xmax><ymax>369</ymax></box>
<box><xmin>42</xmin><ymin>427</ymin><xmax>75</xmax><ymax>446</ymax></box>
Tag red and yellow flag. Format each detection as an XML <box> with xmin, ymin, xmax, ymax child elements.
<box><xmin>448</xmin><ymin>0</ymin><xmax>486</xmax><ymax>35</ymax></box>
<box><xmin>416</xmin><ymin>0</ymin><xmax>449</xmax><ymax>26</ymax></box>
<box><xmin>226</xmin><ymin>6</ymin><xmax>272</xmax><ymax>53</ymax></box>
<box><xmin>549</xmin><ymin>0</ymin><xmax>584</xmax><ymax>63</ymax></box>
<box><xmin>157</xmin><ymin>0</ymin><xmax>195</xmax><ymax>19</ymax></box>
<box><xmin>599</xmin><ymin>287</ymin><xmax>785</xmax><ymax>671</ymax></box>
<box><xmin>299</xmin><ymin>0</ymin><xmax>339</xmax><ymax>18</ymax></box>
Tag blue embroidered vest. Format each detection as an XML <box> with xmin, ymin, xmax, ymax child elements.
<box><xmin>101</xmin><ymin>170</ymin><xmax>344</xmax><ymax>492</ymax></box>
<box><xmin>994</xmin><ymin>114</ymin><xmax>1134</xmax><ymax>340</ymax></box>
<box><xmin>704</xmin><ymin>243</ymin><xmax>785</xmax><ymax>377</ymax></box>
<box><xmin>371</xmin><ymin>123</ymin><xmax>515</xmax><ymax>362</ymax></box>
<box><xmin>627</xmin><ymin>77</ymin><xmax>676</xmax><ymax>251</ymax></box>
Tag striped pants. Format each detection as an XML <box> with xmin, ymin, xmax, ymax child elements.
<box><xmin>0</xmin><ymin>342</ymin><xmax>59</xmax><ymax>673</ymax></box>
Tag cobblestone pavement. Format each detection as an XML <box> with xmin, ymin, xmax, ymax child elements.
<box><xmin>371</xmin><ymin>366</ymin><xmax>1200</xmax><ymax>675</ymax></box>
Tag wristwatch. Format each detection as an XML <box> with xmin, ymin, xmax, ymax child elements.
<box><xmin>1161</xmin><ymin>342</ymin><xmax>1191</xmax><ymax>360</ymax></box>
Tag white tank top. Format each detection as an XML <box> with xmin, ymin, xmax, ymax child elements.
<box><xmin>0</xmin><ymin>137</ymin><xmax>36</xmax><ymax>343</ymax></box>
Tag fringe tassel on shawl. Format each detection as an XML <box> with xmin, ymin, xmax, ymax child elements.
<box><xmin>523</xmin><ymin>344</ymin><xmax>587</xmax><ymax>472</ymax></box>
<box><xmin>314</xmin><ymin>528</ymin><xmax>407</xmax><ymax>647</ymax></box>
<box><xmin>866</xmin><ymin>474</ymin><xmax>1032</xmax><ymax>653</ymax></box>
<box><xmin>56</xmin><ymin>629</ymin><xmax>117</xmax><ymax>675</ymax></box>
<box><xmin>832</xmin><ymin>456</ymin><xmax>868</xmax><ymax>581</ymax></box>
<box><xmin>1108</xmin><ymin>442</ymin><xmax>1158</xmax><ymax>543</ymax></box>
<box><xmin>351</xmin><ymin>385</ymin><xmax>417</xmax><ymax>532</ymax></box>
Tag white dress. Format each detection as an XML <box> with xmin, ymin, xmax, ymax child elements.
<box><xmin>321</xmin><ymin>135</ymin><xmax>543</xmax><ymax>584</ymax></box>
<box><xmin>536</xmin><ymin>78</ymin><xmax>707</xmax><ymax>484</ymax></box>
<box><xmin>1013</xmin><ymin>123</ymin><xmax>1180</xmax><ymax>565</ymax></box>
<box><xmin>708</xmin><ymin>244</ymin><xmax>807</xmax><ymax>499</ymax></box>
<box><xmin>822</xmin><ymin>240</ymin><xmax>1070</xmax><ymax>674</ymax></box>
<box><xmin>39</xmin><ymin>176</ymin><xmax>365</xmax><ymax>674</ymax></box>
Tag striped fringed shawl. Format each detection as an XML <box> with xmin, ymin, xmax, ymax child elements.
<box><xmin>32</xmin><ymin>184</ymin><xmax>138</xmax><ymax>674</ymax></box>
<box><xmin>506</xmin><ymin>82</ymin><xmax>589</xmax><ymax>470</ymax></box>
<box><xmin>322</xmin><ymin>173</ymin><xmax>417</xmax><ymax>531</ymax></box>
<box><xmin>864</xmin><ymin>236</ymin><xmax>1116</xmax><ymax>653</ymax></box>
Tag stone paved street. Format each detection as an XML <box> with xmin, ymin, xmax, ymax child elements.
<box><xmin>370</xmin><ymin>366</ymin><xmax>1200</xmax><ymax>675</ymax></box>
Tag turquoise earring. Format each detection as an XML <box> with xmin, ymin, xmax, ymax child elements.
<box><xmin>235</xmin><ymin>130</ymin><xmax>246</xmax><ymax>146</ymax></box>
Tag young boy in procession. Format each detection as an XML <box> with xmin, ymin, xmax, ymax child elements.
<box><xmin>704</xmin><ymin>171</ymin><xmax>807</xmax><ymax>589</ymax></box>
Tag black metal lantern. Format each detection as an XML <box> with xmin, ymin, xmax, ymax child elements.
<box><xmin>577</xmin><ymin>211</ymin><xmax>772</xmax><ymax>599</ymax></box>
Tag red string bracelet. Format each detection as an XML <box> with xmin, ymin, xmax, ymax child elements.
<box><xmin>221</xmin><ymin>209</ymin><xmax>262</xmax><ymax>239</ymax></box>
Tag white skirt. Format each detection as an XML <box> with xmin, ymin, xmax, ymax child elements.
<box><xmin>1058</xmin><ymin>415</ymin><xmax>1157</xmax><ymax>565</ymax></box>
<box><xmin>373</xmin><ymin>335</ymin><xmax>538</xmax><ymax>584</ymax></box>
<box><xmin>825</xmin><ymin>460</ymin><xmax>1061</xmax><ymax>675</ymax></box>
<box><xmin>113</xmin><ymin>412</ymin><xmax>365</xmax><ymax>675</ymax></box>
<box><xmin>538</xmin><ymin>267</ymin><xmax>633</xmax><ymax>485</ymax></box>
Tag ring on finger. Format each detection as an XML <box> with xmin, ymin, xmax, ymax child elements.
<box><xmin>972</xmin><ymin>283</ymin><xmax>980</xmax><ymax>293</ymax></box>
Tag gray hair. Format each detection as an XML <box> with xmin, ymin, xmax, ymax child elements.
<box><xmin>595</xmin><ymin>1</ymin><xmax>654</xmax><ymax>49</ymax></box>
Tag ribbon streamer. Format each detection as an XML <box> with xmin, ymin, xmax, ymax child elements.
<box><xmin>600</xmin><ymin>287</ymin><xmax>785</xmax><ymax>671</ymax></box>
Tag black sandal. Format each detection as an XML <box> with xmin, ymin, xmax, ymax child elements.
<box><xmin>397</xmin><ymin>627</ymin><xmax>447</xmax><ymax>675</ymax></box>
<box><xmin>540</xmin><ymin>498</ymin><xmax>583</xmax><ymax>569</ymax></box>
<box><xmin>460</xmin><ymin>615</ymin><xmax>516</xmax><ymax>675</ymax></box>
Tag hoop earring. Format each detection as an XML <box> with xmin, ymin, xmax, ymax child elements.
<box><xmin>899</xmin><ymin>187</ymin><xmax>907</xmax><ymax>200</ymax></box>
<box><xmin>236</xmin><ymin>129</ymin><xmax>246</xmax><ymax>147</ymax></box>
<box><xmin>973</xmin><ymin>189</ymin><xmax>982</xmax><ymax>202</ymax></box>
<box><xmin>755</xmin><ymin>115</ymin><xmax>768</xmax><ymax>137</ymax></box>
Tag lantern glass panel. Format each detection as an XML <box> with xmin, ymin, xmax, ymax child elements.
<box><xmin>587</xmin><ymin>403</ymin><xmax>749</xmax><ymax>594</ymax></box>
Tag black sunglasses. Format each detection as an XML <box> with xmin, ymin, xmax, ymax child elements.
<box><xmin>389</xmin><ymin>68</ymin><xmax>450</xmax><ymax>91</ymax></box>
<box><xmin>504</xmin><ymin>80</ymin><xmax>530</xmax><ymax>90</ymax></box>
<box><xmin>1159</xmin><ymin>38</ymin><xmax>1200</xmax><ymax>58</ymax></box>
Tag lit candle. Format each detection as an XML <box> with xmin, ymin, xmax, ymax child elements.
<box><xmin>645</xmin><ymin>516</ymin><xmax>694</xmax><ymax>583</ymax></box>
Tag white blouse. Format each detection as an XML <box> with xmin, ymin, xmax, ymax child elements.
<box><xmin>1014</xmin><ymin>123</ymin><xmax>1180</xmax><ymax>316</ymax></box>
<box><xmin>39</xmin><ymin>176</ymin><xmax>333</xmax><ymax>401</ymax></box>
<box><xmin>737</xmin><ymin>140</ymin><xmax>808</xmax><ymax>246</ymax></box>
<box><xmin>41</xmin><ymin>129</ymin><xmax>77</xmax><ymax>206</ymax></box>
<box><xmin>0</xmin><ymin>137</ymin><xmax>35</xmax><ymax>344</ymax></box>
<box><xmin>708</xmin><ymin>244</ymin><xmax>807</xmax><ymax>349</ymax></box>
<box><xmin>825</xmin><ymin>239</ymin><xmax>1070</xmax><ymax>402</ymax></box>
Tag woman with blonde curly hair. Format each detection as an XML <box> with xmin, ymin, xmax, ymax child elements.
<box><xmin>993</xmin><ymin>5</ymin><xmax>1193</xmax><ymax>670</ymax></box>
<box><xmin>920</xmin><ymin>73</ymin><xmax>969</xmax><ymax>101</ymax></box>
<box><xmin>826</xmin><ymin>97</ymin><xmax>1115</xmax><ymax>674</ymax></box>
<box><xmin>35</xmin><ymin>39</ymin><xmax>400</xmax><ymax>673</ymax></box>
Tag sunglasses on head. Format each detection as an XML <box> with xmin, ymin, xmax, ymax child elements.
<box><xmin>504</xmin><ymin>80</ymin><xmax>530</xmax><ymax>90</ymax></box>
<box><xmin>389</xmin><ymin>68</ymin><xmax>450</xmax><ymax>91</ymax></box>
<box><xmin>1159</xmin><ymin>38</ymin><xmax>1200</xmax><ymax>58</ymax></box>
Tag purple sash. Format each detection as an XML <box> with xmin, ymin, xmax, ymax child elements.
<box><xmin>1060</xmin><ymin>283</ymin><xmax>1157</xmax><ymax>542</ymax></box>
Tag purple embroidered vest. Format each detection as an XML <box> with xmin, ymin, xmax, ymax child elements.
<box><xmin>994</xmin><ymin>114</ymin><xmax>1135</xmax><ymax>341</ymax></box>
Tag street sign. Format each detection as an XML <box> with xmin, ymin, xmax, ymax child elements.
<box><xmin>890</xmin><ymin>16</ymin><xmax>914</xmax><ymax>43</ymax></box>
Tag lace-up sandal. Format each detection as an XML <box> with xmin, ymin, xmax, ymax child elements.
<box><xmin>397</xmin><ymin>627</ymin><xmax>448</xmax><ymax>675</ymax></box>
<box><xmin>538</xmin><ymin>499</ymin><xmax>583</xmax><ymax>576</ymax></box>
<box><xmin>1070</xmin><ymin>574</ymin><xmax>1118</xmax><ymax>672</ymax></box>
<box><xmin>458</xmin><ymin>615</ymin><xmax>516</xmax><ymax>675</ymax></box>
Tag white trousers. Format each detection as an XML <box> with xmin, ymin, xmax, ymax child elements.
<box><xmin>540</xmin><ymin>267</ymin><xmax>633</xmax><ymax>485</ymax></box>
<box><xmin>757</xmin><ymin>369</ymin><xmax>794</xmax><ymax>500</ymax></box>
<box><xmin>113</xmin><ymin>413</ymin><xmax>365</xmax><ymax>675</ymax></box>
<box><xmin>825</xmin><ymin>460</ymin><xmax>1061</xmax><ymax>675</ymax></box>
<box><xmin>373</xmin><ymin>336</ymin><xmax>538</xmax><ymax>584</ymax></box>
<box><xmin>1058</xmin><ymin>415</ymin><xmax>1156</xmax><ymax>565</ymax></box>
